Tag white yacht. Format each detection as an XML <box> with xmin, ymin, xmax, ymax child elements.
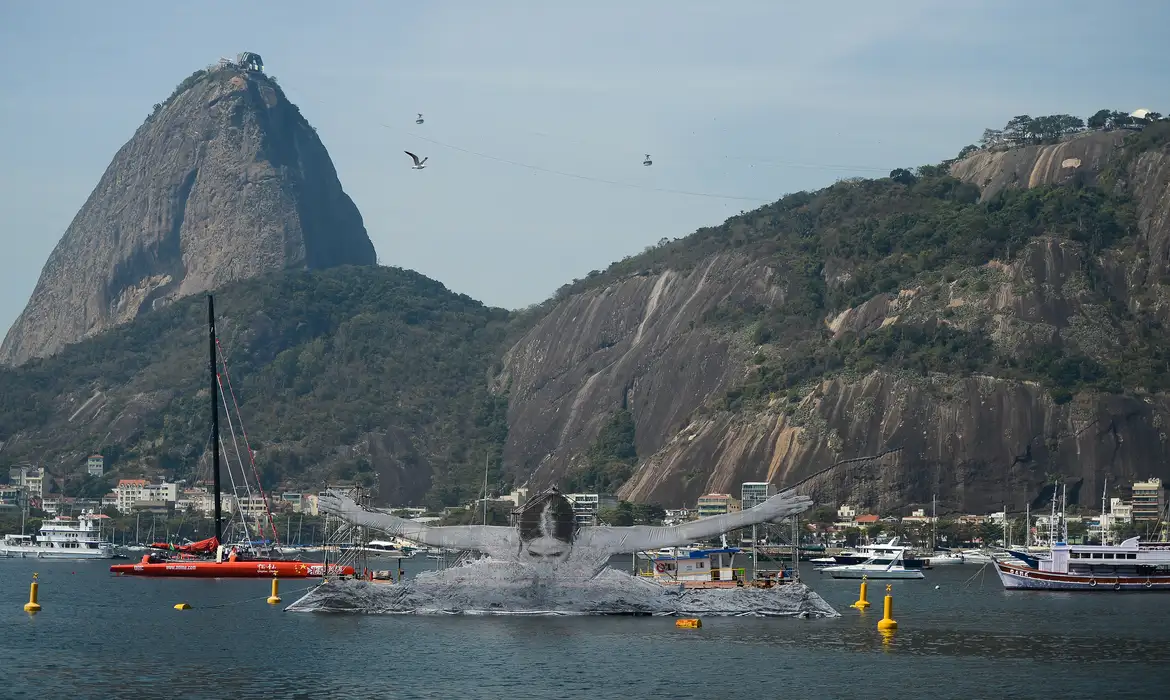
<box><xmin>342</xmin><ymin>539</ymin><xmax>418</xmax><ymax>558</ymax></box>
<box><xmin>822</xmin><ymin>547</ymin><xmax>925</xmax><ymax>579</ymax></box>
<box><xmin>818</xmin><ymin>537</ymin><xmax>928</xmax><ymax>569</ymax></box>
<box><xmin>1</xmin><ymin>513</ymin><xmax>115</xmax><ymax>559</ymax></box>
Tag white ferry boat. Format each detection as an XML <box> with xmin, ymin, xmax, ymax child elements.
<box><xmin>994</xmin><ymin>537</ymin><xmax>1170</xmax><ymax>591</ymax></box>
<box><xmin>1</xmin><ymin>513</ymin><xmax>115</xmax><ymax>560</ymax></box>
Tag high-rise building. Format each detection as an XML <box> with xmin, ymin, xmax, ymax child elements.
<box><xmin>565</xmin><ymin>493</ymin><xmax>618</xmax><ymax>526</ymax></box>
<box><xmin>1131</xmin><ymin>478</ymin><xmax>1165</xmax><ymax>522</ymax></box>
<box><xmin>740</xmin><ymin>482</ymin><xmax>775</xmax><ymax>510</ymax></box>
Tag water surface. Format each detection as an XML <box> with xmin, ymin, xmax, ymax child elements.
<box><xmin>2</xmin><ymin>558</ymin><xmax>1168</xmax><ymax>699</ymax></box>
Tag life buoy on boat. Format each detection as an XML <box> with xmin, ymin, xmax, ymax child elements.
<box><xmin>1088</xmin><ymin>578</ymin><xmax>1097</xmax><ymax>587</ymax></box>
<box><xmin>1113</xmin><ymin>582</ymin><xmax>1122</xmax><ymax>591</ymax></box>
<box><xmin>1145</xmin><ymin>580</ymin><xmax>1153</xmax><ymax>589</ymax></box>
<box><xmin>655</xmin><ymin>563</ymin><xmax>667</xmax><ymax>573</ymax></box>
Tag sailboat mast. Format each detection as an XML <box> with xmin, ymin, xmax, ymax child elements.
<box><xmin>482</xmin><ymin>452</ymin><xmax>489</xmax><ymax>526</ymax></box>
<box><xmin>1101</xmin><ymin>478</ymin><xmax>1108</xmax><ymax>544</ymax></box>
<box><xmin>209</xmin><ymin>294</ymin><xmax>222</xmax><ymax>544</ymax></box>
<box><xmin>931</xmin><ymin>494</ymin><xmax>937</xmax><ymax>551</ymax></box>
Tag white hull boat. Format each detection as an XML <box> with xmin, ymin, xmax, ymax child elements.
<box><xmin>1</xmin><ymin>513</ymin><xmax>115</xmax><ymax>560</ymax></box>
<box><xmin>824</xmin><ymin>564</ymin><xmax>924</xmax><ymax>579</ymax></box>
<box><xmin>822</xmin><ymin>545</ymin><xmax>925</xmax><ymax>579</ymax></box>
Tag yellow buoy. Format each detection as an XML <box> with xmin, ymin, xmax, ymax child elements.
<box><xmin>877</xmin><ymin>584</ymin><xmax>897</xmax><ymax>631</ymax></box>
<box><xmin>850</xmin><ymin>576</ymin><xmax>871</xmax><ymax>609</ymax></box>
<box><xmin>23</xmin><ymin>573</ymin><xmax>42</xmax><ymax>613</ymax></box>
<box><xmin>174</xmin><ymin>602</ymin><xmax>192</xmax><ymax>611</ymax></box>
<box><xmin>675</xmin><ymin>618</ymin><xmax>702</xmax><ymax>629</ymax></box>
<box><xmin>267</xmin><ymin>577</ymin><xmax>282</xmax><ymax>605</ymax></box>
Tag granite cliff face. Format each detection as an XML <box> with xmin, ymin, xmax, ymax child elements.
<box><xmin>498</xmin><ymin>123</ymin><xmax>1170</xmax><ymax>514</ymax></box>
<box><xmin>0</xmin><ymin>66</ymin><xmax>376</xmax><ymax>366</ymax></box>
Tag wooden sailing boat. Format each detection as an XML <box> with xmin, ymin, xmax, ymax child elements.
<box><xmin>111</xmin><ymin>295</ymin><xmax>353</xmax><ymax>579</ymax></box>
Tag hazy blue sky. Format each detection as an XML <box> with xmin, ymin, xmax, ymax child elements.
<box><xmin>1</xmin><ymin>1</ymin><xmax>1167</xmax><ymax>331</ymax></box>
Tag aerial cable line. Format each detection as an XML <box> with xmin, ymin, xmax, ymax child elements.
<box><xmin>520</xmin><ymin>127</ymin><xmax>891</xmax><ymax>174</ymax></box>
<box><xmin>282</xmin><ymin>82</ymin><xmax>887</xmax><ymax>201</ymax></box>
<box><xmin>377</xmin><ymin>122</ymin><xmax>773</xmax><ymax>202</ymax></box>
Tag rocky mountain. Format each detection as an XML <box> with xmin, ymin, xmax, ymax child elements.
<box><xmin>4</xmin><ymin>88</ymin><xmax>1170</xmax><ymax>515</ymax></box>
<box><xmin>0</xmin><ymin>64</ymin><xmax>376</xmax><ymax>367</ymax></box>
<box><xmin>0</xmin><ymin>266</ymin><xmax>508</xmax><ymax>507</ymax></box>
<box><xmin>498</xmin><ymin>122</ymin><xmax>1170</xmax><ymax>515</ymax></box>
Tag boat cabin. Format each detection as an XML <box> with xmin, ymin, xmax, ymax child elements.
<box><xmin>640</xmin><ymin>547</ymin><xmax>750</xmax><ymax>588</ymax></box>
<box><xmin>1031</xmin><ymin>538</ymin><xmax>1170</xmax><ymax>576</ymax></box>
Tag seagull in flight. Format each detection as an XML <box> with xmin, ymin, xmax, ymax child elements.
<box><xmin>405</xmin><ymin>151</ymin><xmax>428</xmax><ymax>170</ymax></box>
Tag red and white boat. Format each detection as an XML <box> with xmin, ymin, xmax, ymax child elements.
<box><xmin>994</xmin><ymin>537</ymin><xmax>1170</xmax><ymax>591</ymax></box>
<box><xmin>111</xmin><ymin>295</ymin><xmax>354</xmax><ymax>580</ymax></box>
<box><xmin>110</xmin><ymin>535</ymin><xmax>354</xmax><ymax>578</ymax></box>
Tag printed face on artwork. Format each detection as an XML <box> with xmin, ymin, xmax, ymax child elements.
<box><xmin>516</xmin><ymin>495</ymin><xmax>576</xmax><ymax>563</ymax></box>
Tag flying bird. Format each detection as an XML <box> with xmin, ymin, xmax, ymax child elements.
<box><xmin>405</xmin><ymin>151</ymin><xmax>428</xmax><ymax>170</ymax></box>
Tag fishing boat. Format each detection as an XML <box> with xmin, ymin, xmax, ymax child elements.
<box><xmin>111</xmin><ymin>295</ymin><xmax>353</xmax><ymax>579</ymax></box>
<box><xmin>822</xmin><ymin>547</ymin><xmax>925</xmax><ymax>580</ymax></box>
<box><xmin>1</xmin><ymin>512</ymin><xmax>115</xmax><ymax>559</ymax></box>
<box><xmin>993</xmin><ymin>537</ymin><xmax>1170</xmax><ymax>591</ymax></box>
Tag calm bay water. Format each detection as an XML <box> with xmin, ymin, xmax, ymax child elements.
<box><xmin>2</xmin><ymin>557</ymin><xmax>1169</xmax><ymax>699</ymax></box>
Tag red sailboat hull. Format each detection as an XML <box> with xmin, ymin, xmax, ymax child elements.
<box><xmin>110</xmin><ymin>560</ymin><xmax>354</xmax><ymax>578</ymax></box>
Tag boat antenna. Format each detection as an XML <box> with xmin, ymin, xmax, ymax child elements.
<box><xmin>209</xmin><ymin>294</ymin><xmax>222</xmax><ymax>545</ymax></box>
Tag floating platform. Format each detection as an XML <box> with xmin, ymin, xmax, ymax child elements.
<box><xmin>285</xmin><ymin>559</ymin><xmax>839</xmax><ymax>617</ymax></box>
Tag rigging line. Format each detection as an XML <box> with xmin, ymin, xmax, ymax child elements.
<box><xmin>215</xmin><ymin>434</ymin><xmax>247</xmax><ymax>546</ymax></box>
<box><xmin>378</xmin><ymin>122</ymin><xmax>773</xmax><ymax>202</ymax></box>
<box><xmin>217</xmin><ymin>385</ymin><xmax>260</xmax><ymax>544</ymax></box>
<box><xmin>216</xmin><ymin>338</ymin><xmax>281</xmax><ymax>546</ymax></box>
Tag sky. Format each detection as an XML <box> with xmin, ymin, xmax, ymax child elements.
<box><xmin>0</xmin><ymin>1</ymin><xmax>1168</xmax><ymax>331</ymax></box>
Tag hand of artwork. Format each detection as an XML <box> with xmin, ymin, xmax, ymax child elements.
<box><xmin>759</xmin><ymin>492</ymin><xmax>814</xmax><ymax>522</ymax></box>
<box><xmin>318</xmin><ymin>490</ymin><xmax>363</xmax><ymax>522</ymax></box>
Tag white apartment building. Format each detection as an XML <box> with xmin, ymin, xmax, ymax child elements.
<box><xmin>114</xmin><ymin>479</ymin><xmax>180</xmax><ymax>514</ymax></box>
<box><xmin>566</xmin><ymin>492</ymin><xmax>618</xmax><ymax>526</ymax></box>
<box><xmin>9</xmin><ymin>466</ymin><xmax>44</xmax><ymax>502</ymax></box>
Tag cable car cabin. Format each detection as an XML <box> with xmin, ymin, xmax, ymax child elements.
<box><xmin>416</xmin><ymin>113</ymin><xmax>425</xmax><ymax>124</ymax></box>
<box><xmin>236</xmin><ymin>52</ymin><xmax>264</xmax><ymax>72</ymax></box>
<box><xmin>643</xmin><ymin>154</ymin><xmax>653</xmax><ymax>166</ymax></box>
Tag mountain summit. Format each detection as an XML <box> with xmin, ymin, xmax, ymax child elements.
<box><xmin>1</xmin><ymin>56</ymin><xmax>376</xmax><ymax>366</ymax></box>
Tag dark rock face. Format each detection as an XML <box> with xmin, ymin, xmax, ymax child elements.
<box><xmin>0</xmin><ymin>68</ymin><xmax>375</xmax><ymax>366</ymax></box>
<box><xmin>497</xmin><ymin>253</ymin><xmax>775</xmax><ymax>488</ymax></box>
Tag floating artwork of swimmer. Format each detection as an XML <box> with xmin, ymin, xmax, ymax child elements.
<box><xmin>319</xmin><ymin>485</ymin><xmax>813</xmax><ymax>577</ymax></box>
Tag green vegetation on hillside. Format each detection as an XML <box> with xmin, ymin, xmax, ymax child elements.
<box><xmin>554</xmin><ymin>119</ymin><xmax>1170</xmax><ymax>411</ymax></box>
<box><xmin>562</xmin><ymin>409</ymin><xmax>638</xmax><ymax>493</ymax></box>
<box><xmin>0</xmin><ymin>266</ymin><xmax>511</xmax><ymax>506</ymax></box>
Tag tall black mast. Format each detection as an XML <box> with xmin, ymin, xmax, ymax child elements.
<box><xmin>209</xmin><ymin>294</ymin><xmax>222</xmax><ymax>544</ymax></box>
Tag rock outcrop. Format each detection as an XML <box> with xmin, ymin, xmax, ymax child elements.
<box><xmin>499</xmin><ymin>125</ymin><xmax>1170</xmax><ymax>514</ymax></box>
<box><xmin>949</xmin><ymin>130</ymin><xmax>1127</xmax><ymax>200</ymax></box>
<box><xmin>0</xmin><ymin>66</ymin><xmax>376</xmax><ymax>366</ymax></box>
